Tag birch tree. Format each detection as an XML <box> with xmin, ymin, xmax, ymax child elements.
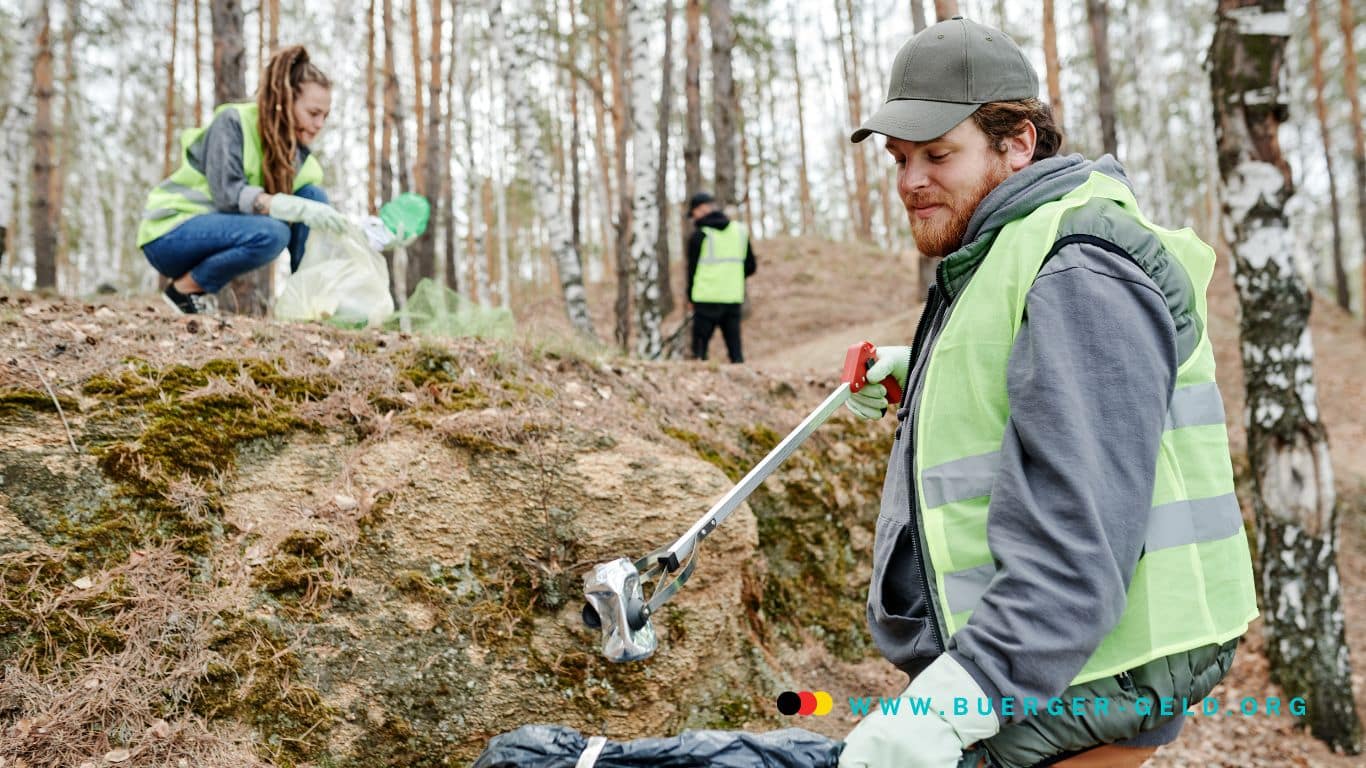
<box><xmin>1209</xmin><ymin>0</ymin><xmax>1363</xmax><ymax>752</ymax></box>
<box><xmin>627</xmin><ymin>0</ymin><xmax>662</xmax><ymax>357</ymax></box>
<box><xmin>489</xmin><ymin>1</ymin><xmax>596</xmax><ymax>338</ymax></box>
<box><xmin>0</xmin><ymin>5</ymin><xmax>35</xmax><ymax>272</ymax></box>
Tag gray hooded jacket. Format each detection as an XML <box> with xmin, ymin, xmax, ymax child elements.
<box><xmin>868</xmin><ymin>154</ymin><xmax>1199</xmax><ymax>752</ymax></box>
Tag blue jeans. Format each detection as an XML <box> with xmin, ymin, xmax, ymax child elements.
<box><xmin>142</xmin><ymin>184</ymin><xmax>328</xmax><ymax>294</ymax></box>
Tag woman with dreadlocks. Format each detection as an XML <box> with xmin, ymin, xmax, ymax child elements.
<box><xmin>137</xmin><ymin>45</ymin><xmax>346</xmax><ymax>314</ymax></box>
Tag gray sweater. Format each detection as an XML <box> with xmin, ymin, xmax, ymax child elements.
<box><xmin>867</xmin><ymin>154</ymin><xmax>1185</xmax><ymax>746</ymax></box>
<box><xmin>186</xmin><ymin>108</ymin><xmax>312</xmax><ymax>215</ymax></box>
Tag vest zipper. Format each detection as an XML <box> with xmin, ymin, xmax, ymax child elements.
<box><xmin>901</xmin><ymin>281</ymin><xmax>947</xmax><ymax>655</ymax></box>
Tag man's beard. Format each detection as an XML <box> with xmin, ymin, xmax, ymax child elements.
<box><xmin>908</xmin><ymin>156</ymin><xmax>1012</xmax><ymax>258</ymax></box>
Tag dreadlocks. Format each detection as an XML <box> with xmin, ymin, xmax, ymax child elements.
<box><xmin>258</xmin><ymin>46</ymin><xmax>331</xmax><ymax>195</ymax></box>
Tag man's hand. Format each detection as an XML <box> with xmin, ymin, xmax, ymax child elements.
<box><xmin>268</xmin><ymin>193</ymin><xmax>349</xmax><ymax>234</ymax></box>
<box><xmin>845</xmin><ymin>345</ymin><xmax>911</xmax><ymax>420</ymax></box>
<box><xmin>839</xmin><ymin>655</ymin><xmax>1000</xmax><ymax>768</ymax></box>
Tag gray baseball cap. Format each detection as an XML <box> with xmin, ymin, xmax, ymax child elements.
<box><xmin>852</xmin><ymin>17</ymin><xmax>1038</xmax><ymax>144</ymax></box>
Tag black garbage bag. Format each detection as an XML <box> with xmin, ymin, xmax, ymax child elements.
<box><xmin>472</xmin><ymin>723</ymin><xmax>843</xmax><ymax>767</ymax></box>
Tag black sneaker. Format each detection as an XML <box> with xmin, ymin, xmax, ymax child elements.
<box><xmin>163</xmin><ymin>283</ymin><xmax>212</xmax><ymax>315</ymax></box>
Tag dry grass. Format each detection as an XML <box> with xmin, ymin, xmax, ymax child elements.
<box><xmin>0</xmin><ymin>547</ymin><xmax>262</xmax><ymax>767</ymax></box>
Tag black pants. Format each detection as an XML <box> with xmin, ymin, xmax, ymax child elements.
<box><xmin>691</xmin><ymin>303</ymin><xmax>743</xmax><ymax>363</ymax></box>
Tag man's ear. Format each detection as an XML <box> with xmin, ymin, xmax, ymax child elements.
<box><xmin>1003</xmin><ymin>120</ymin><xmax>1037</xmax><ymax>171</ymax></box>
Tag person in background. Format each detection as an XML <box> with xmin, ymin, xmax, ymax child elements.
<box><xmin>838</xmin><ymin>16</ymin><xmax>1256</xmax><ymax>768</ymax></box>
<box><xmin>686</xmin><ymin>191</ymin><xmax>756</xmax><ymax>363</ymax></box>
<box><xmin>137</xmin><ymin>45</ymin><xmax>347</xmax><ymax>314</ymax></box>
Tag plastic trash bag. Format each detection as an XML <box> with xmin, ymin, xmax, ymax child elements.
<box><xmin>274</xmin><ymin>227</ymin><xmax>395</xmax><ymax>329</ymax></box>
<box><xmin>379</xmin><ymin>192</ymin><xmax>430</xmax><ymax>244</ymax></box>
<box><xmin>384</xmin><ymin>277</ymin><xmax>515</xmax><ymax>339</ymax></box>
<box><xmin>472</xmin><ymin>724</ymin><xmax>842</xmax><ymax>768</ymax></box>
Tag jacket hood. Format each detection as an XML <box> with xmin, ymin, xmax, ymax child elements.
<box><xmin>962</xmin><ymin>154</ymin><xmax>1132</xmax><ymax>245</ymax></box>
<box><xmin>695</xmin><ymin>210</ymin><xmax>732</xmax><ymax>230</ymax></box>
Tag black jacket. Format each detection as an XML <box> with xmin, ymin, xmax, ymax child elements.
<box><xmin>685</xmin><ymin>210</ymin><xmax>756</xmax><ymax>303</ymax></box>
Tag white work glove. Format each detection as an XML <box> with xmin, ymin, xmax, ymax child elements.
<box><xmin>839</xmin><ymin>654</ymin><xmax>1000</xmax><ymax>768</ymax></box>
<box><xmin>845</xmin><ymin>345</ymin><xmax>912</xmax><ymax>420</ymax></box>
<box><xmin>268</xmin><ymin>193</ymin><xmax>349</xmax><ymax>234</ymax></box>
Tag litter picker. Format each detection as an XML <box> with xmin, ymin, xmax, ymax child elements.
<box><xmin>581</xmin><ymin>342</ymin><xmax>902</xmax><ymax>662</ymax></box>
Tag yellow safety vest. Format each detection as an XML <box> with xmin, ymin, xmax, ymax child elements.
<box><xmin>691</xmin><ymin>223</ymin><xmax>748</xmax><ymax>304</ymax></box>
<box><xmin>915</xmin><ymin>172</ymin><xmax>1258</xmax><ymax>684</ymax></box>
<box><xmin>137</xmin><ymin>102</ymin><xmax>323</xmax><ymax>247</ymax></box>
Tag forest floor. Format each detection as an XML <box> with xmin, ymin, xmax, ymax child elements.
<box><xmin>539</xmin><ymin>230</ymin><xmax>1366</xmax><ymax>765</ymax></box>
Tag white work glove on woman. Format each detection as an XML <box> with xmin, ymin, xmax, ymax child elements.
<box><xmin>839</xmin><ymin>654</ymin><xmax>1000</xmax><ymax>768</ymax></box>
<box><xmin>268</xmin><ymin>194</ymin><xmax>349</xmax><ymax>234</ymax></box>
<box><xmin>845</xmin><ymin>345</ymin><xmax>911</xmax><ymax>420</ymax></box>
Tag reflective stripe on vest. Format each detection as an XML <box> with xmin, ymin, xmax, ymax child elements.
<box><xmin>137</xmin><ymin>102</ymin><xmax>324</xmax><ymax>247</ymax></box>
<box><xmin>690</xmin><ymin>223</ymin><xmax>747</xmax><ymax>304</ymax></box>
<box><xmin>914</xmin><ymin>171</ymin><xmax>1258</xmax><ymax>686</ymax></box>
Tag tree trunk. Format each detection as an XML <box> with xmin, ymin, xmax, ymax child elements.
<box><xmin>683</xmin><ymin>0</ymin><xmax>702</xmax><ymax>201</ymax></box>
<box><xmin>839</xmin><ymin>0</ymin><xmax>872</xmax><ymax>241</ymax></box>
<box><xmin>567</xmin><ymin>0</ymin><xmax>583</xmax><ymax>265</ymax></box>
<box><xmin>607</xmin><ymin>0</ymin><xmax>631</xmax><ymax>351</ymax></box>
<box><xmin>627</xmin><ymin>0</ymin><xmax>662</xmax><ymax>357</ymax></box>
<box><xmin>737</xmin><ymin>88</ymin><xmax>753</xmax><ymax>227</ymax></box>
<box><xmin>1043</xmin><ymin>0</ymin><xmax>1065</xmax><ymax>131</ymax></box>
<box><xmin>211</xmin><ymin>0</ymin><xmax>246</xmax><ymax>106</ymax></box>
<box><xmin>408</xmin><ymin>0</ymin><xmax>443</xmax><ymax>289</ymax></box>
<box><xmin>409</xmin><ymin>0</ymin><xmax>425</xmax><ymax>191</ymax></box>
<box><xmin>193</xmin><ymin>0</ymin><xmax>203</xmax><ymax>123</ymax></box>
<box><xmin>654</xmin><ymin>0</ymin><xmax>676</xmax><ymax>318</ymax></box>
<box><xmin>0</xmin><ymin>5</ymin><xmax>38</xmax><ymax>277</ymax></box>
<box><xmin>218</xmin><ymin>0</ymin><xmax>262</xmax><ymax>313</ymax></box>
<box><xmin>366</xmin><ymin>0</ymin><xmax>377</xmax><ymax>213</ymax></box>
<box><xmin>1209</xmin><ymin>0</ymin><xmax>1363</xmax><ymax>753</ymax></box>
<box><xmin>589</xmin><ymin>0</ymin><xmax>616</xmax><ymax>283</ymax></box>
<box><xmin>1086</xmin><ymin>0</ymin><xmax>1118</xmax><ymax>157</ymax></box>
<box><xmin>442</xmin><ymin>0</ymin><xmax>460</xmax><ymax>292</ymax></box>
<box><xmin>380</xmin><ymin>0</ymin><xmax>400</xmax><ymax>303</ymax></box>
<box><xmin>380</xmin><ymin>0</ymin><xmax>395</xmax><ymax>203</ymax></box>
<box><xmin>708</xmin><ymin>0</ymin><xmax>736</xmax><ymax>208</ymax></box>
<box><xmin>489</xmin><ymin>2</ymin><xmax>595</xmax><ymax>338</ymax></box>
<box><xmin>164</xmin><ymin>0</ymin><xmax>179</xmax><ymax>177</ymax></box>
<box><xmin>911</xmin><ymin>0</ymin><xmax>927</xmax><ymax>31</ymax></box>
<box><xmin>1308</xmin><ymin>0</ymin><xmax>1348</xmax><ymax>311</ymax></box>
<box><xmin>31</xmin><ymin>0</ymin><xmax>56</xmax><ymax>290</ymax></box>
<box><xmin>790</xmin><ymin>4</ymin><xmax>813</xmax><ymax>235</ymax></box>
<box><xmin>266</xmin><ymin>0</ymin><xmax>277</xmax><ymax>53</ymax></box>
<box><xmin>56</xmin><ymin>0</ymin><xmax>77</xmax><ymax>292</ymax></box>
<box><xmin>1339</xmin><ymin>0</ymin><xmax>1366</xmax><ymax>323</ymax></box>
<box><xmin>933</xmin><ymin>0</ymin><xmax>957</xmax><ymax>20</ymax></box>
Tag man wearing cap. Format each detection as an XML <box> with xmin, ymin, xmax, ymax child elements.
<box><xmin>838</xmin><ymin>16</ymin><xmax>1257</xmax><ymax>768</ymax></box>
<box><xmin>686</xmin><ymin>192</ymin><xmax>756</xmax><ymax>363</ymax></box>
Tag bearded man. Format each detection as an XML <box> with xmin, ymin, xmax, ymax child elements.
<box><xmin>837</xmin><ymin>16</ymin><xmax>1258</xmax><ymax>768</ymax></box>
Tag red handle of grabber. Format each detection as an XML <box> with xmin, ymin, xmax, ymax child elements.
<box><xmin>841</xmin><ymin>341</ymin><xmax>903</xmax><ymax>408</ymax></box>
